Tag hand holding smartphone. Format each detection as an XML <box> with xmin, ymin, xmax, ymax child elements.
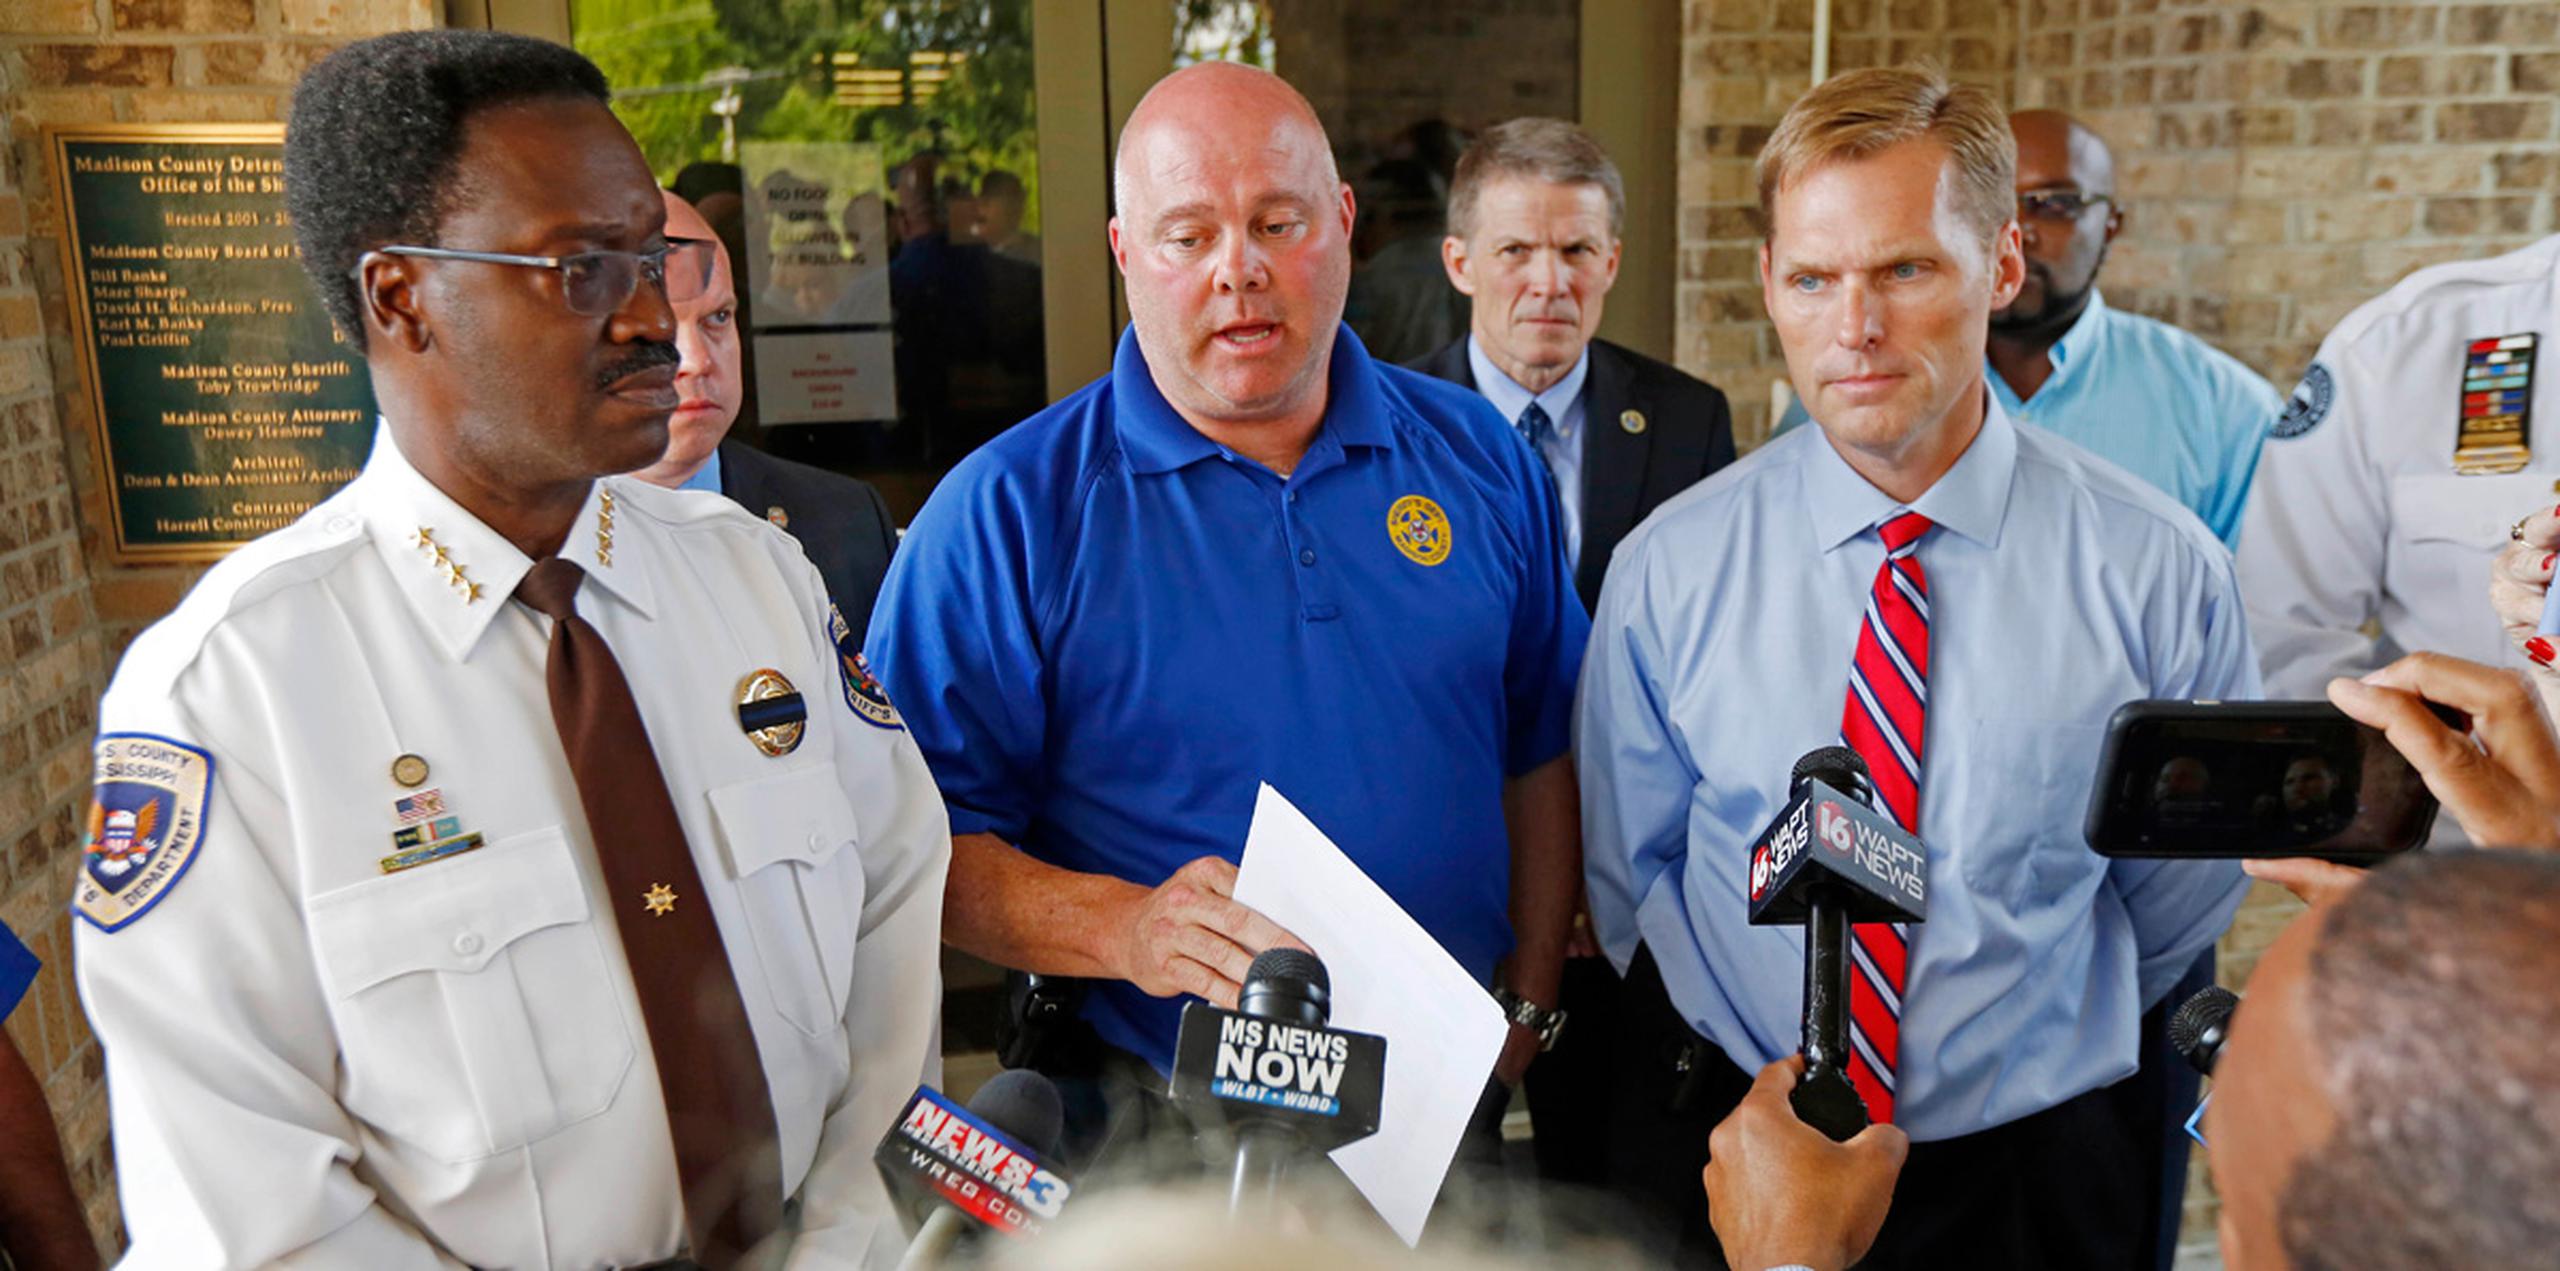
<box><xmin>2085</xmin><ymin>700</ymin><xmax>2457</xmax><ymax>862</ymax></box>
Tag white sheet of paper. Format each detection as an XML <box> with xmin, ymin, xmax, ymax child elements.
<box><xmin>1230</xmin><ymin>783</ymin><xmax>1509</xmax><ymax>1247</ymax></box>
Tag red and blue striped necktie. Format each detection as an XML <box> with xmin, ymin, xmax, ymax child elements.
<box><xmin>1836</xmin><ymin>509</ymin><xmax>1934</xmax><ymax>1124</ymax></box>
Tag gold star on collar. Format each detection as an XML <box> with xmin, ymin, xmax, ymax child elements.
<box><xmin>641</xmin><ymin>882</ymin><xmax>677</xmax><ymax>916</ymax></box>
<box><xmin>409</xmin><ymin>527</ymin><xmax>483</xmax><ymax>605</ymax></box>
<box><xmin>596</xmin><ymin>487</ymin><xmax>616</xmax><ymax>567</ymax></box>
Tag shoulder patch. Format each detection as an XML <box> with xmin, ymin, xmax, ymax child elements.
<box><xmin>75</xmin><ymin>733</ymin><xmax>215</xmax><ymax>933</ymax></box>
<box><xmin>829</xmin><ymin>603</ymin><xmax>903</xmax><ymax>731</ymax></box>
<box><xmin>2272</xmin><ymin>362</ymin><xmax>2334</xmax><ymax>439</ymax></box>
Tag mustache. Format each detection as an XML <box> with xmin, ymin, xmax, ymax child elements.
<box><xmin>595</xmin><ymin>340</ymin><xmax>680</xmax><ymax>391</ymax></box>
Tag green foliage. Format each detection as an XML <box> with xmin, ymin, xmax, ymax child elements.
<box><xmin>572</xmin><ymin>0</ymin><xmax>1041</xmax><ymax>231</ymax></box>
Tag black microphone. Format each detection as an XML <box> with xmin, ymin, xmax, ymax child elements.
<box><xmin>1166</xmin><ymin>947</ymin><xmax>1388</xmax><ymax>1216</ymax></box>
<box><xmin>2169</xmin><ymin>985</ymin><xmax>2239</xmax><ymax>1076</ymax></box>
<box><xmin>874</xmin><ymin>1069</ymin><xmax>1075</xmax><ymax>1271</ymax></box>
<box><xmin>1747</xmin><ymin>746</ymin><xmax>1930</xmax><ymax>1141</ymax></box>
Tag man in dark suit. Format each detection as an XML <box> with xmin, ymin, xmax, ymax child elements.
<box><xmin>636</xmin><ymin>190</ymin><xmax>900</xmax><ymax>644</ymax></box>
<box><xmin>1411</xmin><ymin>117</ymin><xmax>1735</xmax><ymax>1188</ymax></box>
<box><xmin>1413</xmin><ymin>119</ymin><xmax>1735</xmax><ymax>612</ymax></box>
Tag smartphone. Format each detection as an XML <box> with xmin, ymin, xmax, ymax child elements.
<box><xmin>2084</xmin><ymin>700</ymin><xmax>2450</xmax><ymax>860</ymax></box>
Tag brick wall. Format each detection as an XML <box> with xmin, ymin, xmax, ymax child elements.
<box><xmin>1679</xmin><ymin>1</ymin><xmax>2560</xmax><ymax>447</ymax></box>
<box><xmin>0</xmin><ymin>103</ymin><xmax>118</xmax><ymax>1257</ymax></box>
<box><xmin>0</xmin><ymin>0</ymin><xmax>433</xmax><ymax>1247</ymax></box>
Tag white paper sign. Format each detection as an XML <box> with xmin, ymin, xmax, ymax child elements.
<box><xmin>1230</xmin><ymin>784</ymin><xmax>1509</xmax><ymax>1247</ymax></box>
<box><xmin>751</xmin><ymin>330</ymin><xmax>896</xmax><ymax>425</ymax></box>
<box><xmin>740</xmin><ymin>140</ymin><xmax>890</xmax><ymax>328</ymax></box>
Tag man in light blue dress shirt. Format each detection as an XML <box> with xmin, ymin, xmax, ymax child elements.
<box><xmin>1579</xmin><ymin>67</ymin><xmax>2252</xmax><ymax>1269</ymax></box>
<box><xmin>1777</xmin><ymin>112</ymin><xmax>2277</xmax><ymax>549</ymax></box>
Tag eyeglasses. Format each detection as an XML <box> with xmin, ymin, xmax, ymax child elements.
<box><xmin>366</xmin><ymin>238</ymin><xmax>715</xmax><ymax>317</ymax></box>
<box><xmin>2018</xmin><ymin>190</ymin><xmax>2114</xmax><ymax>222</ymax></box>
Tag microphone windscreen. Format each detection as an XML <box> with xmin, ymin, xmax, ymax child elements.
<box><xmin>1793</xmin><ymin>745</ymin><xmax>1871</xmax><ymax>790</ymax></box>
<box><xmin>2168</xmin><ymin>985</ymin><xmax>2240</xmax><ymax>1075</ymax></box>
<box><xmin>965</xmin><ymin>1069</ymin><xmax>1066</xmax><ymax>1160</ymax></box>
<box><xmin>1245</xmin><ymin>947</ymin><xmax>1329</xmax><ymax>996</ymax></box>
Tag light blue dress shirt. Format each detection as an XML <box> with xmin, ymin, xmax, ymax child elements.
<box><xmin>1579</xmin><ymin>394</ymin><xmax>2256</xmax><ymax>1142</ymax></box>
<box><xmin>1468</xmin><ymin>336</ymin><xmax>1590</xmax><ymax>569</ymax></box>
<box><xmin>676</xmin><ymin>446</ymin><xmax>724</xmax><ymax>494</ymax></box>
<box><xmin>1778</xmin><ymin>291</ymin><xmax>2279</xmax><ymax>545</ymax></box>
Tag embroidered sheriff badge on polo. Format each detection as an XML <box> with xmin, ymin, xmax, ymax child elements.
<box><xmin>1388</xmin><ymin>495</ymin><xmax>1452</xmax><ymax>566</ymax></box>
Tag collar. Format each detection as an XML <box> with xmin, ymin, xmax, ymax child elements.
<box><xmin>2044</xmin><ymin>286</ymin><xmax>2109</xmax><ymax>379</ymax></box>
<box><xmin>1802</xmin><ymin>388</ymin><xmax>2018</xmax><ymax>553</ymax></box>
<box><xmin>1466</xmin><ymin>336</ymin><xmax>1591</xmax><ymax>435</ymax></box>
<box><xmin>356</xmin><ymin>421</ymin><xmax>655</xmax><ymax>662</ymax></box>
<box><xmin>678</xmin><ymin>446</ymin><xmax>724</xmax><ymax>494</ymax></box>
<box><xmin>1113</xmin><ymin>323</ymin><xmax>1398</xmax><ymax>476</ymax></box>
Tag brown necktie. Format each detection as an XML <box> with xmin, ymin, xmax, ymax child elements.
<box><xmin>517</xmin><ymin>557</ymin><xmax>782</xmax><ymax>1265</ymax></box>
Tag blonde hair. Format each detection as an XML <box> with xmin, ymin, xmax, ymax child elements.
<box><xmin>1756</xmin><ymin>64</ymin><xmax>2015</xmax><ymax>244</ymax></box>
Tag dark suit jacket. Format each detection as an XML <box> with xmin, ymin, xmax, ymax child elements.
<box><xmin>716</xmin><ymin>439</ymin><xmax>900</xmax><ymax>647</ymax></box>
<box><xmin>1411</xmin><ymin>337</ymin><xmax>1736</xmax><ymax>610</ymax></box>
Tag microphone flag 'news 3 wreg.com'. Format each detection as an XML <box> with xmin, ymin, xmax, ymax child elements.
<box><xmin>873</xmin><ymin>1074</ymin><xmax>1075</xmax><ymax>1240</ymax></box>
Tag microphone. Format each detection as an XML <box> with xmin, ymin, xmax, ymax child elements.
<box><xmin>2169</xmin><ymin>985</ymin><xmax>2239</xmax><ymax>1076</ymax></box>
<box><xmin>1166</xmin><ymin>947</ymin><xmax>1388</xmax><ymax>1214</ymax></box>
<box><xmin>1747</xmin><ymin>746</ymin><xmax>1929</xmax><ymax>1141</ymax></box>
<box><xmin>874</xmin><ymin>1069</ymin><xmax>1075</xmax><ymax>1271</ymax></box>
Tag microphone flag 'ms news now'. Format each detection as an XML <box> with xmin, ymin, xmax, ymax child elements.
<box><xmin>874</xmin><ymin>1067</ymin><xmax>1075</xmax><ymax>1260</ymax></box>
<box><xmin>1168</xmin><ymin>947</ymin><xmax>1388</xmax><ymax>1211</ymax></box>
<box><xmin>1748</xmin><ymin>746</ymin><xmax>1929</xmax><ymax>1141</ymax></box>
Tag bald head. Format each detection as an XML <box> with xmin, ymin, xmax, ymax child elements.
<box><xmin>1106</xmin><ymin>62</ymin><xmax>1355</xmax><ymax>444</ymax></box>
<box><xmin>2010</xmin><ymin>109</ymin><xmax>2114</xmax><ymax>195</ymax></box>
<box><xmin>1113</xmin><ymin>62</ymin><xmax>1338</xmax><ymax>224</ymax></box>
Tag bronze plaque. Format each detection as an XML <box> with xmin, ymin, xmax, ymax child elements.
<box><xmin>49</xmin><ymin>124</ymin><xmax>376</xmax><ymax>563</ymax></box>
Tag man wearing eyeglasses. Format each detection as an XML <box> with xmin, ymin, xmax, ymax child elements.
<box><xmin>1985</xmin><ymin>111</ymin><xmax>2279</xmax><ymax>547</ymax></box>
<box><xmin>73</xmin><ymin>31</ymin><xmax>948</xmax><ymax>1268</ymax></box>
<box><xmin>1776</xmin><ymin>111</ymin><xmax>2278</xmax><ymax>549</ymax></box>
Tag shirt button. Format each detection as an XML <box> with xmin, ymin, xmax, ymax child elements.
<box><xmin>452</xmin><ymin>931</ymin><xmax>483</xmax><ymax>957</ymax></box>
<box><xmin>1289</xmin><ymin>492</ymin><xmax>1300</xmax><ymax>504</ymax></box>
<box><xmin>806</xmin><ymin>831</ymin><xmax>826</xmax><ymax>854</ymax></box>
<box><xmin>324</xmin><ymin>515</ymin><xmax>355</xmax><ymax>534</ymax></box>
<box><xmin>1298</xmin><ymin>548</ymin><xmax>1317</xmax><ymax>566</ymax></box>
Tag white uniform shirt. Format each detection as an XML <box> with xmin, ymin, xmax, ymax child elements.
<box><xmin>74</xmin><ymin>426</ymin><xmax>949</xmax><ymax>1269</ymax></box>
<box><xmin>2239</xmin><ymin>234</ymin><xmax>2560</xmax><ymax>696</ymax></box>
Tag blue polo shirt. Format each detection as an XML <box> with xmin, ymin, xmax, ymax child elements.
<box><xmin>869</xmin><ymin>324</ymin><xmax>1587</xmax><ymax>1071</ymax></box>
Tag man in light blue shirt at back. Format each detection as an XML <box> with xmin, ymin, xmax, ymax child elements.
<box><xmin>1579</xmin><ymin>67</ymin><xmax>2252</xmax><ymax>1270</ymax></box>
<box><xmin>1777</xmin><ymin>111</ymin><xmax>2276</xmax><ymax>547</ymax></box>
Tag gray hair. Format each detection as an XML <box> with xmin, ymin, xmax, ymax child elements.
<box><xmin>1446</xmin><ymin>117</ymin><xmax>1624</xmax><ymax>241</ymax></box>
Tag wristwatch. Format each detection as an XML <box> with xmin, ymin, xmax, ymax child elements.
<box><xmin>1492</xmin><ymin>987</ymin><xmax>1568</xmax><ymax>1051</ymax></box>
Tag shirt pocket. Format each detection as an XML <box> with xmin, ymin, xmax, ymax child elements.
<box><xmin>2392</xmin><ymin>472</ymin><xmax>2552</xmax><ymax>550</ymax></box>
<box><xmin>1957</xmin><ymin>717</ymin><xmax>2110</xmax><ymax>913</ymax></box>
<box><xmin>707</xmin><ymin>763</ymin><xmax>865</xmax><ymax>1039</ymax></box>
<box><xmin>306</xmin><ymin>826</ymin><xmax>634</xmax><ymax>1165</ymax></box>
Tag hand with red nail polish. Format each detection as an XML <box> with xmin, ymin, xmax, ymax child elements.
<box><xmin>2490</xmin><ymin>504</ymin><xmax>2560</xmax><ymax>666</ymax></box>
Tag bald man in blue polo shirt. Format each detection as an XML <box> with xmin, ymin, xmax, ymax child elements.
<box><xmin>869</xmin><ymin>62</ymin><xmax>1586</xmax><ymax>1158</ymax></box>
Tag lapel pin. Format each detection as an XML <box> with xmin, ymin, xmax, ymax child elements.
<box><xmin>766</xmin><ymin>505</ymin><xmax>790</xmax><ymax>529</ymax></box>
<box><xmin>1620</xmin><ymin>409</ymin><xmax>1647</xmax><ymax>435</ymax></box>
<box><xmin>642</xmin><ymin>883</ymin><xmax>678</xmax><ymax>916</ymax></box>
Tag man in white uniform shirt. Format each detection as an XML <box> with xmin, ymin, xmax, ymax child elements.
<box><xmin>72</xmin><ymin>31</ymin><xmax>946</xmax><ymax>1268</ymax></box>
<box><xmin>2238</xmin><ymin>233</ymin><xmax>2560</xmax><ymax>701</ymax></box>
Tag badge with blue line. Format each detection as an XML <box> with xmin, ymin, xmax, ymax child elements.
<box><xmin>75</xmin><ymin>733</ymin><xmax>214</xmax><ymax>933</ymax></box>
<box><xmin>1387</xmin><ymin>494</ymin><xmax>1452</xmax><ymax>567</ymax></box>
<box><xmin>829</xmin><ymin>602</ymin><xmax>903</xmax><ymax>730</ymax></box>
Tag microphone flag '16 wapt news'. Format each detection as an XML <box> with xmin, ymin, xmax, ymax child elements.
<box><xmin>873</xmin><ymin>1086</ymin><xmax>1074</xmax><ymax>1238</ymax></box>
<box><xmin>1168</xmin><ymin>1002</ymin><xmax>1388</xmax><ymax>1150</ymax></box>
<box><xmin>1748</xmin><ymin>776</ymin><xmax>1929</xmax><ymax>926</ymax></box>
